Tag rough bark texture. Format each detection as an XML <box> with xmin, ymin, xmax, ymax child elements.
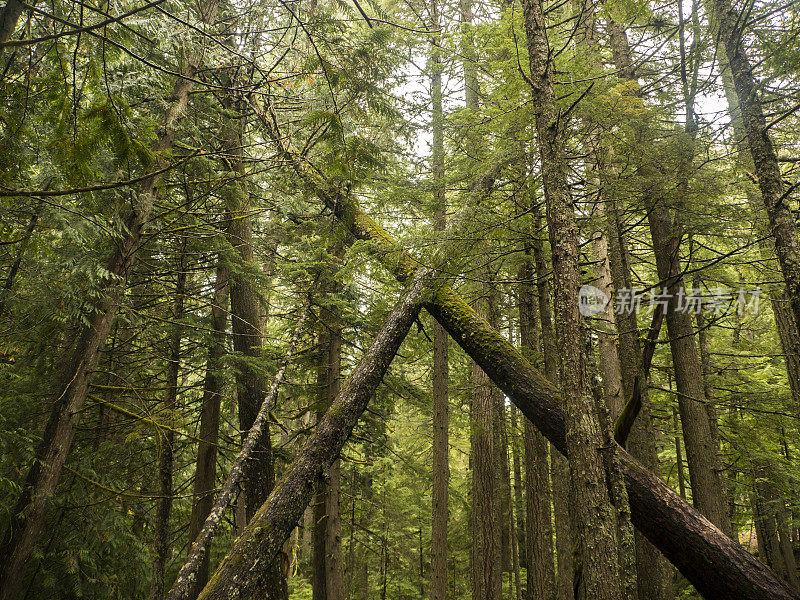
<box><xmin>313</xmin><ymin>259</ymin><xmax>345</xmax><ymax>600</ymax></box>
<box><xmin>429</xmin><ymin>26</ymin><xmax>449</xmax><ymax>595</ymax></box>
<box><xmin>0</xmin><ymin>65</ymin><xmax>196</xmax><ymax>600</ymax></box>
<box><xmin>470</xmin><ymin>293</ymin><xmax>501</xmax><ymax>600</ymax></box>
<box><xmin>186</xmin><ymin>266</ymin><xmax>229</xmax><ymax>600</ymax></box>
<box><xmin>222</xmin><ymin>92</ymin><xmax>287</xmax><ymax>598</ymax></box>
<box><xmin>647</xmin><ymin>202</ymin><xmax>731</xmax><ymax>534</ymax></box>
<box><xmin>518</xmin><ymin>196</ymin><xmax>557</xmax><ymax>600</ymax></box>
<box><xmin>255</xmin><ymin>83</ymin><xmax>800</xmax><ymax>600</ymax></box>
<box><xmin>712</xmin><ymin>0</ymin><xmax>800</xmax><ymax>332</ymax></box>
<box><xmin>152</xmin><ymin>255</ymin><xmax>187</xmax><ymax>600</ymax></box>
<box><xmin>195</xmin><ymin>267</ymin><xmax>437</xmax><ymax>600</ymax></box>
<box><xmin>530</xmin><ymin>199</ymin><xmax>568</xmax><ymax>600</ymax></box>
<box><xmin>522</xmin><ymin>0</ymin><xmax>624</xmax><ymax>597</ymax></box>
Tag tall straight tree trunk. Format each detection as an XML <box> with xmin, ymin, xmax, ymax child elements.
<box><xmin>218</xmin><ymin>61</ymin><xmax>286</xmax><ymax>596</ymax></box>
<box><xmin>225</xmin><ymin>180</ymin><xmax>286</xmax><ymax>600</ymax></box>
<box><xmin>0</xmin><ymin>53</ymin><xmax>198</xmax><ymax>600</ymax></box>
<box><xmin>457</xmin><ymin>1</ymin><xmax>501</xmax><ymax>596</ymax></box>
<box><xmin>470</xmin><ymin>290</ymin><xmax>500</xmax><ymax>600</ymax></box>
<box><xmin>152</xmin><ymin>250</ymin><xmax>187</xmax><ymax>600</ymax></box>
<box><xmin>712</xmin><ymin>0</ymin><xmax>800</xmax><ymax>332</ymax></box>
<box><xmin>429</xmin><ymin>1</ymin><xmax>449</xmax><ymax>591</ymax></box>
<box><xmin>521</xmin><ymin>0</ymin><xmax>624</xmax><ymax>597</ymax></box>
<box><xmin>605</xmin><ymin>13</ymin><xmax>731</xmax><ymax>536</ymax></box>
<box><xmin>313</xmin><ymin>253</ymin><xmax>345</xmax><ymax>600</ymax></box>
<box><xmin>518</xmin><ymin>191</ymin><xmax>557</xmax><ymax>600</ymax></box>
<box><xmin>187</xmin><ymin>265</ymin><xmax>229</xmax><ymax>600</ymax></box>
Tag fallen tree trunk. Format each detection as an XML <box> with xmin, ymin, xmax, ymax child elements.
<box><xmin>250</xmin><ymin>97</ymin><xmax>799</xmax><ymax>600</ymax></box>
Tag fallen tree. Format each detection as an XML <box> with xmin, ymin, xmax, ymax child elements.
<box><xmin>209</xmin><ymin>96</ymin><xmax>798</xmax><ymax>600</ymax></box>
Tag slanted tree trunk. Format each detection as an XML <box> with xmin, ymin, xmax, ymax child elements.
<box><xmin>165</xmin><ymin>301</ymin><xmax>309</xmax><ymax>600</ymax></box>
<box><xmin>712</xmin><ymin>0</ymin><xmax>800</xmax><ymax>332</ymax></box>
<box><xmin>196</xmin><ymin>266</ymin><xmax>440</xmax><ymax>600</ymax></box>
<box><xmin>187</xmin><ymin>265</ymin><xmax>229</xmax><ymax>600</ymax></box>
<box><xmin>715</xmin><ymin>39</ymin><xmax>800</xmax><ymax>420</ymax></box>
<box><xmin>0</xmin><ymin>57</ymin><xmax>198</xmax><ymax>600</ymax></box>
<box><xmin>152</xmin><ymin>249</ymin><xmax>187</xmax><ymax>600</ymax></box>
<box><xmin>522</xmin><ymin>0</ymin><xmax>624</xmax><ymax>596</ymax></box>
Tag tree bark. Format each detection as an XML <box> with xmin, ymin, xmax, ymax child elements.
<box><xmin>429</xmin><ymin>26</ymin><xmax>450</xmax><ymax>596</ymax></box>
<box><xmin>712</xmin><ymin>0</ymin><xmax>800</xmax><ymax>332</ymax></box>
<box><xmin>313</xmin><ymin>254</ymin><xmax>345</xmax><ymax>600</ymax></box>
<box><xmin>186</xmin><ymin>265</ymin><xmax>228</xmax><ymax>600</ymax></box>
<box><xmin>647</xmin><ymin>202</ymin><xmax>731</xmax><ymax>534</ymax></box>
<box><xmin>518</xmin><ymin>196</ymin><xmax>556</xmax><ymax>600</ymax></box>
<box><xmin>165</xmin><ymin>302</ymin><xmax>309</xmax><ymax>600</ymax></box>
<box><xmin>522</xmin><ymin>0</ymin><xmax>625</xmax><ymax>596</ymax></box>
<box><xmin>605</xmin><ymin>185</ymin><xmax>673</xmax><ymax>600</ymax></box>
<box><xmin>0</xmin><ymin>0</ymin><xmax>25</xmax><ymax>63</ymax></box>
<box><xmin>152</xmin><ymin>249</ymin><xmax>187</xmax><ymax>600</ymax></box>
<box><xmin>470</xmin><ymin>290</ymin><xmax>500</xmax><ymax>600</ymax></box>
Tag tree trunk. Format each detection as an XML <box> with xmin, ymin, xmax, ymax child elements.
<box><xmin>0</xmin><ymin>64</ymin><xmax>196</xmax><ymax>600</ymax></box>
<box><xmin>221</xmin><ymin>87</ymin><xmax>287</xmax><ymax>598</ymax></box>
<box><xmin>0</xmin><ymin>0</ymin><xmax>25</xmax><ymax>62</ymax></box>
<box><xmin>715</xmin><ymin>38</ymin><xmax>800</xmax><ymax>419</ymax></box>
<box><xmin>313</xmin><ymin>256</ymin><xmax>345</xmax><ymax>600</ymax></box>
<box><xmin>165</xmin><ymin>302</ymin><xmax>309</xmax><ymax>600</ymax></box>
<box><xmin>605</xmin><ymin>177</ymin><xmax>673</xmax><ymax>600</ymax></box>
<box><xmin>518</xmin><ymin>207</ymin><xmax>556</xmax><ymax>600</ymax></box>
<box><xmin>522</xmin><ymin>0</ymin><xmax>624</xmax><ymax>596</ymax></box>
<box><xmin>712</xmin><ymin>0</ymin><xmax>800</xmax><ymax>332</ymax></box>
<box><xmin>152</xmin><ymin>250</ymin><xmax>187</xmax><ymax>600</ymax></box>
<box><xmin>428</xmin><ymin>0</ymin><xmax>449</xmax><ymax>595</ymax></box>
<box><xmin>470</xmin><ymin>290</ymin><xmax>500</xmax><ymax>600</ymax></box>
<box><xmin>647</xmin><ymin>202</ymin><xmax>731</xmax><ymax>534</ymax></box>
<box><xmin>187</xmin><ymin>265</ymin><xmax>229</xmax><ymax>600</ymax></box>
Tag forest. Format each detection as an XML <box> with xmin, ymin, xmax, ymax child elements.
<box><xmin>1</xmin><ymin>0</ymin><xmax>800</xmax><ymax>596</ymax></box>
